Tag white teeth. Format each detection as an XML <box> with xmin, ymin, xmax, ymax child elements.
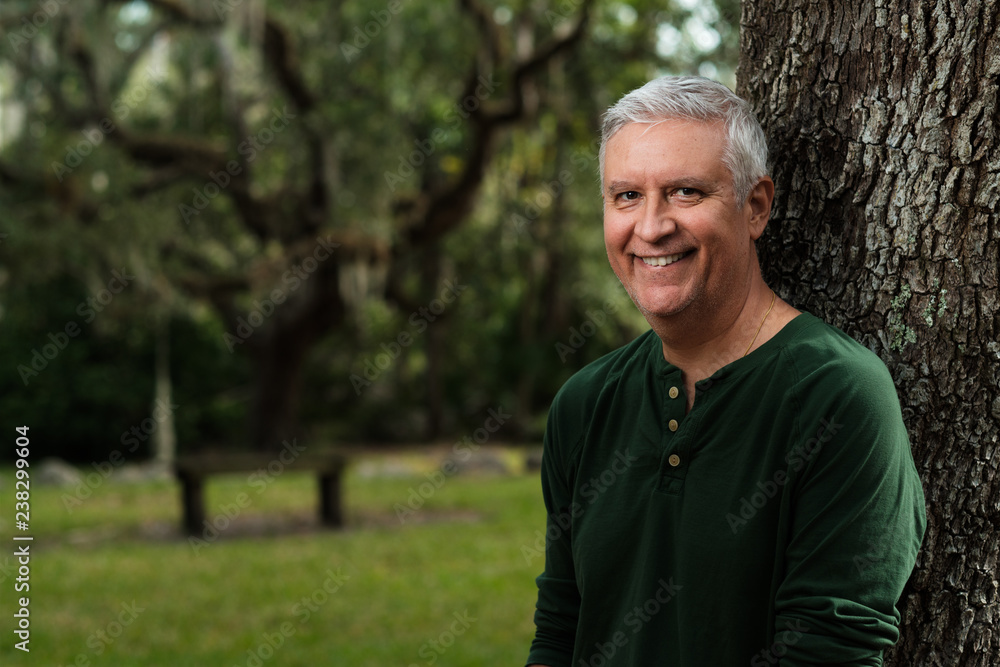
<box><xmin>641</xmin><ymin>252</ymin><xmax>688</xmax><ymax>267</ymax></box>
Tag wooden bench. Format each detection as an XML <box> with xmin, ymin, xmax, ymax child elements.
<box><xmin>173</xmin><ymin>450</ymin><xmax>347</xmax><ymax>536</ymax></box>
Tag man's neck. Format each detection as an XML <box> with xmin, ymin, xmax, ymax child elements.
<box><xmin>651</xmin><ymin>281</ymin><xmax>793</xmax><ymax>412</ymax></box>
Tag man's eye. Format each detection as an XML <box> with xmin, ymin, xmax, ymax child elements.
<box><xmin>617</xmin><ymin>191</ymin><xmax>641</xmax><ymax>201</ymax></box>
<box><xmin>677</xmin><ymin>188</ymin><xmax>700</xmax><ymax>197</ymax></box>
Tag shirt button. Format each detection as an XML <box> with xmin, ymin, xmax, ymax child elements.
<box><xmin>668</xmin><ymin>419</ymin><xmax>679</xmax><ymax>432</ymax></box>
<box><xmin>669</xmin><ymin>386</ymin><xmax>679</xmax><ymax>399</ymax></box>
<box><xmin>668</xmin><ymin>454</ymin><xmax>681</xmax><ymax>467</ymax></box>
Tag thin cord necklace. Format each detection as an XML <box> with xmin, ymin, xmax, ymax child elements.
<box><xmin>743</xmin><ymin>289</ymin><xmax>776</xmax><ymax>357</ymax></box>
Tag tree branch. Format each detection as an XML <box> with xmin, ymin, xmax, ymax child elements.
<box><xmin>96</xmin><ymin>1</ymin><xmax>323</xmax><ymax>242</ymax></box>
<box><xmin>263</xmin><ymin>16</ymin><xmax>317</xmax><ymax>114</ymax></box>
<box><xmin>401</xmin><ymin>0</ymin><xmax>593</xmax><ymax>247</ymax></box>
<box><xmin>457</xmin><ymin>0</ymin><xmax>505</xmax><ymax>66</ymax></box>
<box><xmin>129</xmin><ymin>166</ymin><xmax>188</xmax><ymax>198</ymax></box>
<box><xmin>117</xmin><ymin>131</ymin><xmax>228</xmax><ymax>172</ymax></box>
<box><xmin>487</xmin><ymin>1</ymin><xmax>592</xmax><ymax>125</ymax></box>
<box><xmin>0</xmin><ymin>160</ymin><xmax>20</xmax><ymax>186</ymax></box>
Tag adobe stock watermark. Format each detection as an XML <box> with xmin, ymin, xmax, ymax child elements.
<box><xmin>725</xmin><ymin>418</ymin><xmax>844</xmax><ymax>533</ymax></box>
<box><xmin>506</xmin><ymin>136</ymin><xmax>602</xmax><ymax>237</ymax></box>
<box><xmin>188</xmin><ymin>439</ymin><xmax>307</xmax><ymax>554</ymax></box>
<box><xmin>750</xmin><ymin>619</ymin><xmax>809</xmax><ymax>666</ymax></box>
<box><xmin>223</xmin><ymin>236</ymin><xmax>340</xmax><ymax>351</ymax></box>
<box><xmin>51</xmin><ymin>64</ymin><xmax>167</xmax><ymax>182</ymax></box>
<box><xmin>350</xmin><ymin>278</ymin><xmax>468</xmax><ymax>395</ymax></box>
<box><xmin>179</xmin><ymin>105</ymin><xmax>296</xmax><ymax>224</ymax></box>
<box><xmin>521</xmin><ymin>449</ymin><xmax>638</xmax><ymax>565</ymax></box>
<box><xmin>235</xmin><ymin>566</ymin><xmax>352</xmax><ymax>667</ymax></box>
<box><xmin>213</xmin><ymin>0</ymin><xmax>254</xmax><ymax>19</ymax></box>
<box><xmin>394</xmin><ymin>406</ymin><xmax>512</xmax><ymax>523</ymax></box>
<box><xmin>383</xmin><ymin>74</ymin><xmax>499</xmax><ymax>192</ymax></box>
<box><xmin>60</xmin><ymin>400</ymin><xmax>179</xmax><ymax>512</ymax></box>
<box><xmin>554</xmin><ymin>300</ymin><xmax>621</xmax><ymax>362</ymax></box>
<box><xmin>544</xmin><ymin>0</ymin><xmax>587</xmax><ymax>27</ymax></box>
<box><xmin>578</xmin><ymin>577</ymin><xmax>682</xmax><ymax>667</ymax></box>
<box><xmin>7</xmin><ymin>0</ymin><xmax>70</xmax><ymax>53</ymax></box>
<box><xmin>58</xmin><ymin>600</ymin><xmax>146</xmax><ymax>667</ymax></box>
<box><xmin>17</xmin><ymin>268</ymin><xmax>135</xmax><ymax>386</ymax></box>
<box><xmin>406</xmin><ymin>610</ymin><xmax>477</xmax><ymax>667</ymax></box>
<box><xmin>853</xmin><ymin>516</ymin><xmax>914</xmax><ymax>575</ymax></box>
<box><xmin>339</xmin><ymin>0</ymin><xmax>410</xmax><ymax>62</ymax></box>
<box><xmin>507</xmin><ymin>170</ymin><xmax>575</xmax><ymax>234</ymax></box>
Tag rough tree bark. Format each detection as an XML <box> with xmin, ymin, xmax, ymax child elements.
<box><xmin>740</xmin><ymin>1</ymin><xmax>1000</xmax><ymax>665</ymax></box>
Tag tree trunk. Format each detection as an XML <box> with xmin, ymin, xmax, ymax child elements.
<box><xmin>153</xmin><ymin>315</ymin><xmax>176</xmax><ymax>465</ymax></box>
<box><xmin>248</xmin><ymin>323</ymin><xmax>312</xmax><ymax>452</ymax></box>
<box><xmin>247</xmin><ymin>256</ymin><xmax>346</xmax><ymax>452</ymax></box>
<box><xmin>740</xmin><ymin>2</ymin><xmax>1000</xmax><ymax>665</ymax></box>
<box><xmin>422</xmin><ymin>246</ymin><xmax>445</xmax><ymax>440</ymax></box>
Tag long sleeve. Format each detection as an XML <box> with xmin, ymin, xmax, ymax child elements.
<box><xmin>771</xmin><ymin>351</ymin><xmax>927</xmax><ymax>665</ymax></box>
<box><xmin>522</xmin><ymin>316</ymin><xmax>925</xmax><ymax>665</ymax></box>
<box><xmin>526</xmin><ymin>391</ymin><xmax>582</xmax><ymax>667</ymax></box>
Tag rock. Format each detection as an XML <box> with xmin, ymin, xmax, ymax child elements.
<box><xmin>525</xmin><ymin>447</ymin><xmax>544</xmax><ymax>472</ymax></box>
<box><xmin>35</xmin><ymin>458</ymin><xmax>83</xmax><ymax>487</ymax></box>
<box><xmin>354</xmin><ymin>458</ymin><xmax>425</xmax><ymax>479</ymax></box>
<box><xmin>450</xmin><ymin>449</ymin><xmax>512</xmax><ymax>475</ymax></box>
<box><xmin>114</xmin><ymin>462</ymin><xmax>172</xmax><ymax>483</ymax></box>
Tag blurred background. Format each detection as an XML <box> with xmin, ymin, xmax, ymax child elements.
<box><xmin>0</xmin><ymin>0</ymin><xmax>738</xmax><ymax>664</ymax></box>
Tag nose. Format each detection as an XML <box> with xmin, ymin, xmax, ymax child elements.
<box><xmin>633</xmin><ymin>193</ymin><xmax>677</xmax><ymax>243</ymax></box>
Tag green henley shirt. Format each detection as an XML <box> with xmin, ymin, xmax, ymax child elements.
<box><xmin>527</xmin><ymin>312</ymin><xmax>926</xmax><ymax>666</ymax></box>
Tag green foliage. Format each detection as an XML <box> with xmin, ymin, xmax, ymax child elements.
<box><xmin>0</xmin><ymin>276</ymin><xmax>249</xmax><ymax>462</ymax></box>
<box><xmin>0</xmin><ymin>276</ymin><xmax>155</xmax><ymax>463</ymax></box>
<box><xmin>0</xmin><ymin>0</ymin><xmax>739</xmax><ymax>455</ymax></box>
<box><xmin>168</xmin><ymin>314</ymin><xmax>254</xmax><ymax>451</ymax></box>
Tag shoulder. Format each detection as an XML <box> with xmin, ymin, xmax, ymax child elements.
<box><xmin>554</xmin><ymin>328</ymin><xmax>658</xmax><ymax>406</ymax></box>
<box><xmin>775</xmin><ymin>314</ymin><xmax>908</xmax><ymax>455</ymax></box>
<box><xmin>545</xmin><ymin>329</ymin><xmax>660</xmax><ymax>450</ymax></box>
<box><xmin>779</xmin><ymin>314</ymin><xmax>898</xmax><ymax>400</ymax></box>
<box><xmin>770</xmin><ymin>317</ymin><xmax>924</xmax><ymax>536</ymax></box>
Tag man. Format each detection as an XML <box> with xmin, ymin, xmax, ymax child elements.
<box><xmin>525</xmin><ymin>76</ymin><xmax>926</xmax><ymax>666</ymax></box>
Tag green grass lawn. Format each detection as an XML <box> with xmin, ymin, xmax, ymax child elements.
<box><xmin>0</xmin><ymin>454</ymin><xmax>547</xmax><ymax>666</ymax></box>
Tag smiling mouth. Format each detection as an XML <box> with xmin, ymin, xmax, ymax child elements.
<box><xmin>639</xmin><ymin>251</ymin><xmax>691</xmax><ymax>267</ymax></box>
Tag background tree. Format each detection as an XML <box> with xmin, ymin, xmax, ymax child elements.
<box><xmin>0</xmin><ymin>0</ymin><xmax>738</xmax><ymax>459</ymax></box>
<box><xmin>741</xmin><ymin>1</ymin><xmax>999</xmax><ymax>664</ymax></box>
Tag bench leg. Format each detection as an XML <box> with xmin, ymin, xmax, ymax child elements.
<box><xmin>319</xmin><ymin>472</ymin><xmax>343</xmax><ymax>528</ymax></box>
<box><xmin>179</xmin><ymin>473</ymin><xmax>205</xmax><ymax>536</ymax></box>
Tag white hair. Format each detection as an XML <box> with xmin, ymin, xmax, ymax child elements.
<box><xmin>599</xmin><ymin>75</ymin><xmax>769</xmax><ymax>205</ymax></box>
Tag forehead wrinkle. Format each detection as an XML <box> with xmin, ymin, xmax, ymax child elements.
<box><xmin>604</xmin><ymin>120</ymin><xmax>732</xmax><ymax>201</ymax></box>
<box><xmin>606</xmin><ymin>179</ymin><xmax>637</xmax><ymax>195</ymax></box>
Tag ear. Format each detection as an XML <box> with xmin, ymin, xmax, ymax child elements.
<box><xmin>746</xmin><ymin>176</ymin><xmax>774</xmax><ymax>241</ymax></box>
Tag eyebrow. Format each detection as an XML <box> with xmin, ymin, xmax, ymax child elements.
<box><xmin>605</xmin><ymin>177</ymin><xmax>718</xmax><ymax>196</ymax></box>
<box><xmin>605</xmin><ymin>180</ymin><xmax>634</xmax><ymax>195</ymax></box>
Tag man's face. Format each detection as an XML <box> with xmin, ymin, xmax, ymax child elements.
<box><xmin>602</xmin><ymin>119</ymin><xmax>764</xmax><ymax>323</ymax></box>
